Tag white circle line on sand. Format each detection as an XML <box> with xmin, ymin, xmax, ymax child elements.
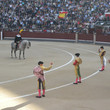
<box><xmin>0</xmin><ymin>48</ymin><xmax>107</xmax><ymax>103</ymax></box>
<box><xmin>0</xmin><ymin>70</ymin><xmax>101</xmax><ymax>103</ymax></box>
<box><xmin>0</xmin><ymin>48</ymin><xmax>74</xmax><ymax>85</ymax></box>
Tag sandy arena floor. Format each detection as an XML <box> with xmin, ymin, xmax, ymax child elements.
<box><xmin>0</xmin><ymin>40</ymin><xmax>110</xmax><ymax>110</ymax></box>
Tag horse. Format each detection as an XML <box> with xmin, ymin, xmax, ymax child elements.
<box><xmin>11</xmin><ymin>40</ymin><xmax>31</xmax><ymax>59</ymax></box>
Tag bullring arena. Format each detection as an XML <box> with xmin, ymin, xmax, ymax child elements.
<box><xmin>0</xmin><ymin>36</ymin><xmax>110</xmax><ymax>110</ymax></box>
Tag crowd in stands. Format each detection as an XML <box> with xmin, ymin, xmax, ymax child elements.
<box><xmin>0</xmin><ymin>0</ymin><xmax>110</xmax><ymax>33</ymax></box>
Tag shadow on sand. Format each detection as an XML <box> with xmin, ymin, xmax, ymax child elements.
<box><xmin>1</xmin><ymin>101</ymin><xmax>31</xmax><ymax>110</ymax></box>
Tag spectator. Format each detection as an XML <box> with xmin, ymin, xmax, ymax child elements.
<box><xmin>0</xmin><ymin>0</ymin><xmax>110</xmax><ymax>33</ymax></box>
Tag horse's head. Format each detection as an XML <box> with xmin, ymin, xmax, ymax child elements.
<box><xmin>27</xmin><ymin>41</ymin><xmax>31</xmax><ymax>49</ymax></box>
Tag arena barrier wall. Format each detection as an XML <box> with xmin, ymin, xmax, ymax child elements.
<box><xmin>2</xmin><ymin>30</ymin><xmax>110</xmax><ymax>44</ymax></box>
<box><xmin>3</xmin><ymin>31</ymin><xmax>75</xmax><ymax>40</ymax></box>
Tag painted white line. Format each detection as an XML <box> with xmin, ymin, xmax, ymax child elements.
<box><xmin>0</xmin><ymin>75</ymin><xmax>34</xmax><ymax>85</ymax></box>
<box><xmin>0</xmin><ymin>70</ymin><xmax>101</xmax><ymax>103</ymax></box>
<box><xmin>0</xmin><ymin>47</ymin><xmax>107</xmax><ymax>103</ymax></box>
<box><xmin>76</xmin><ymin>48</ymin><xmax>98</xmax><ymax>55</ymax></box>
<box><xmin>0</xmin><ymin>48</ymin><xmax>74</xmax><ymax>85</ymax></box>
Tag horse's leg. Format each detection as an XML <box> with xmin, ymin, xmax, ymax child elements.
<box><xmin>23</xmin><ymin>50</ymin><xmax>25</xmax><ymax>59</ymax></box>
<box><xmin>11</xmin><ymin>49</ymin><xmax>13</xmax><ymax>58</ymax></box>
<box><xmin>14</xmin><ymin>50</ymin><xmax>17</xmax><ymax>58</ymax></box>
<box><xmin>19</xmin><ymin>50</ymin><xmax>21</xmax><ymax>59</ymax></box>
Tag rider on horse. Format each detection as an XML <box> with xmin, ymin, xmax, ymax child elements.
<box><xmin>14</xmin><ymin>29</ymin><xmax>23</xmax><ymax>50</ymax></box>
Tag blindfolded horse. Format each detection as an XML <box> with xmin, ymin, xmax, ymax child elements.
<box><xmin>11</xmin><ymin>40</ymin><xmax>31</xmax><ymax>59</ymax></box>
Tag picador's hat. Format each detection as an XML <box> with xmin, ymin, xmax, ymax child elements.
<box><xmin>38</xmin><ymin>61</ymin><xmax>44</xmax><ymax>65</ymax></box>
<box><xmin>75</xmin><ymin>53</ymin><xmax>80</xmax><ymax>57</ymax></box>
<box><xmin>19</xmin><ymin>29</ymin><xmax>23</xmax><ymax>33</ymax></box>
<box><xmin>100</xmin><ymin>46</ymin><xmax>104</xmax><ymax>49</ymax></box>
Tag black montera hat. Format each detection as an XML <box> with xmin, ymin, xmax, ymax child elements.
<box><xmin>75</xmin><ymin>53</ymin><xmax>80</xmax><ymax>57</ymax></box>
<box><xmin>38</xmin><ymin>61</ymin><xmax>44</xmax><ymax>65</ymax></box>
<box><xmin>100</xmin><ymin>46</ymin><xmax>104</xmax><ymax>49</ymax></box>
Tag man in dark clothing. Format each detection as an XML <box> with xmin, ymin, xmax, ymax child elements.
<box><xmin>14</xmin><ymin>30</ymin><xmax>23</xmax><ymax>50</ymax></box>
